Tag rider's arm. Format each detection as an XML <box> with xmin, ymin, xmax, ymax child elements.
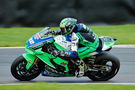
<box><xmin>75</xmin><ymin>23</ymin><xmax>91</xmax><ymax>33</ymax></box>
<box><xmin>56</xmin><ymin>46</ymin><xmax>97</xmax><ymax>59</ymax></box>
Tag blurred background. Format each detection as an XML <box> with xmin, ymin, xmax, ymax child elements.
<box><xmin>0</xmin><ymin>0</ymin><xmax>135</xmax><ymax>27</ymax></box>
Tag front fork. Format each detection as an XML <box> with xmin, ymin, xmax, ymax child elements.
<box><xmin>22</xmin><ymin>53</ymin><xmax>37</xmax><ymax>70</ymax></box>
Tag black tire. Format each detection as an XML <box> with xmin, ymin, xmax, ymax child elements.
<box><xmin>86</xmin><ymin>53</ymin><xmax>120</xmax><ymax>81</ymax></box>
<box><xmin>11</xmin><ymin>56</ymin><xmax>43</xmax><ymax>81</ymax></box>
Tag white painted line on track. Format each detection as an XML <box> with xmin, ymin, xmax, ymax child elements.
<box><xmin>113</xmin><ymin>45</ymin><xmax>135</xmax><ymax>48</ymax></box>
<box><xmin>0</xmin><ymin>47</ymin><xmax>24</xmax><ymax>49</ymax></box>
<box><xmin>0</xmin><ymin>83</ymin><xmax>135</xmax><ymax>85</ymax></box>
<box><xmin>0</xmin><ymin>45</ymin><xmax>135</xmax><ymax>49</ymax></box>
<box><xmin>0</xmin><ymin>83</ymin><xmax>32</xmax><ymax>85</ymax></box>
<box><xmin>0</xmin><ymin>84</ymin><xmax>23</xmax><ymax>85</ymax></box>
<box><xmin>70</xmin><ymin>83</ymin><xmax>135</xmax><ymax>85</ymax></box>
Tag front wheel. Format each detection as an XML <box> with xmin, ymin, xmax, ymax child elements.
<box><xmin>86</xmin><ymin>53</ymin><xmax>120</xmax><ymax>81</ymax></box>
<box><xmin>11</xmin><ymin>56</ymin><xmax>43</xmax><ymax>81</ymax></box>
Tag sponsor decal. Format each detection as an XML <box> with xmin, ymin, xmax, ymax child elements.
<box><xmin>29</xmin><ymin>38</ymin><xmax>34</xmax><ymax>44</ymax></box>
<box><xmin>60</xmin><ymin>62</ymin><xmax>67</xmax><ymax>66</ymax></box>
<box><xmin>65</xmin><ymin>52</ymin><xmax>70</xmax><ymax>55</ymax></box>
<box><xmin>28</xmin><ymin>60</ymin><xmax>33</xmax><ymax>63</ymax></box>
<box><xmin>35</xmin><ymin>33</ymin><xmax>41</xmax><ymax>39</ymax></box>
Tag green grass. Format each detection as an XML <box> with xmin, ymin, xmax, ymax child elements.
<box><xmin>0</xmin><ymin>83</ymin><xmax>135</xmax><ymax>90</ymax></box>
<box><xmin>92</xmin><ymin>25</ymin><xmax>135</xmax><ymax>45</ymax></box>
<box><xmin>0</xmin><ymin>25</ymin><xmax>135</xmax><ymax>47</ymax></box>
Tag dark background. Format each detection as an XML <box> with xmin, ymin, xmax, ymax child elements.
<box><xmin>0</xmin><ymin>0</ymin><xmax>135</xmax><ymax>27</ymax></box>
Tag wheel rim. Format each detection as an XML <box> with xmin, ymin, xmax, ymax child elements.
<box><xmin>91</xmin><ymin>59</ymin><xmax>119</xmax><ymax>79</ymax></box>
<box><xmin>16</xmin><ymin>60</ymin><xmax>39</xmax><ymax>77</ymax></box>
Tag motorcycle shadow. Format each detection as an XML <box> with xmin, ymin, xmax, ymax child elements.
<box><xmin>14</xmin><ymin>77</ymin><xmax>116</xmax><ymax>84</ymax></box>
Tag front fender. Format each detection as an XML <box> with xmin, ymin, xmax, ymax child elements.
<box><xmin>23</xmin><ymin>53</ymin><xmax>37</xmax><ymax>70</ymax></box>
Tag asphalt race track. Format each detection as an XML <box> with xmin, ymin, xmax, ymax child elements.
<box><xmin>0</xmin><ymin>47</ymin><xmax>135</xmax><ymax>84</ymax></box>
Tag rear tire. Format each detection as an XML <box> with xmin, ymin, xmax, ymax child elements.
<box><xmin>11</xmin><ymin>56</ymin><xmax>42</xmax><ymax>81</ymax></box>
<box><xmin>86</xmin><ymin>53</ymin><xmax>120</xmax><ymax>81</ymax></box>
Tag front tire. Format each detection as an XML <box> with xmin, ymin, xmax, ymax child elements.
<box><xmin>86</xmin><ymin>53</ymin><xmax>120</xmax><ymax>81</ymax></box>
<box><xmin>11</xmin><ymin>56</ymin><xmax>42</xmax><ymax>81</ymax></box>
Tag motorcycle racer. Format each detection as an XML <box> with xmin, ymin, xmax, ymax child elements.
<box><xmin>11</xmin><ymin>18</ymin><xmax>120</xmax><ymax>81</ymax></box>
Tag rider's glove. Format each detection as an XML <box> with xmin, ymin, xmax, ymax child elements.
<box><xmin>51</xmin><ymin>50</ymin><xmax>78</xmax><ymax>58</ymax></box>
<box><xmin>51</xmin><ymin>50</ymin><xmax>65</xmax><ymax>57</ymax></box>
<box><xmin>45</xmin><ymin>30</ymin><xmax>56</xmax><ymax>35</ymax></box>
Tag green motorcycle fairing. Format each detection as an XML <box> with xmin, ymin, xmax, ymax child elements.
<box><xmin>22</xmin><ymin>29</ymin><xmax>117</xmax><ymax>76</ymax></box>
<box><xmin>99</xmin><ymin>36</ymin><xmax>117</xmax><ymax>50</ymax></box>
<box><xmin>23</xmin><ymin>47</ymin><xmax>69</xmax><ymax>73</ymax></box>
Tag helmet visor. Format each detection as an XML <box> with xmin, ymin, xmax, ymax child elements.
<box><xmin>60</xmin><ymin>27</ymin><xmax>67</xmax><ymax>34</ymax></box>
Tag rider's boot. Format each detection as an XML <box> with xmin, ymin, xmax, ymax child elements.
<box><xmin>75</xmin><ymin>59</ymin><xmax>85</xmax><ymax>78</ymax></box>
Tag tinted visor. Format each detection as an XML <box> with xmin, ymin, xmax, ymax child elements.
<box><xmin>60</xmin><ymin>28</ymin><xmax>67</xmax><ymax>34</ymax></box>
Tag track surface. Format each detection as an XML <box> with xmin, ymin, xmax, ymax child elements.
<box><xmin>0</xmin><ymin>48</ymin><xmax>135</xmax><ymax>84</ymax></box>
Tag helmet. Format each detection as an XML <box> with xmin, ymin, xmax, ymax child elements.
<box><xmin>60</xmin><ymin>18</ymin><xmax>77</xmax><ymax>35</ymax></box>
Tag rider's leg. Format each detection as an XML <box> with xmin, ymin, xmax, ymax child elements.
<box><xmin>51</xmin><ymin>50</ymin><xmax>84</xmax><ymax>77</ymax></box>
<box><xmin>75</xmin><ymin>47</ymin><xmax>97</xmax><ymax>77</ymax></box>
<box><xmin>77</xmin><ymin>47</ymin><xmax>97</xmax><ymax>59</ymax></box>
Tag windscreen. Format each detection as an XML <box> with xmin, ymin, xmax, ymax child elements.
<box><xmin>26</xmin><ymin>27</ymin><xmax>54</xmax><ymax>48</ymax></box>
<box><xmin>38</xmin><ymin>27</ymin><xmax>51</xmax><ymax>38</ymax></box>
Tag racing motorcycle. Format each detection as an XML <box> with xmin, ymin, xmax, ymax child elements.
<box><xmin>11</xmin><ymin>27</ymin><xmax>120</xmax><ymax>81</ymax></box>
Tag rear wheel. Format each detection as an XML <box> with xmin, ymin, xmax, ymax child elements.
<box><xmin>86</xmin><ymin>53</ymin><xmax>120</xmax><ymax>81</ymax></box>
<box><xmin>11</xmin><ymin>56</ymin><xmax>43</xmax><ymax>81</ymax></box>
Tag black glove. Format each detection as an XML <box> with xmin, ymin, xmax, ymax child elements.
<box><xmin>44</xmin><ymin>30</ymin><xmax>52</xmax><ymax>35</ymax></box>
<box><xmin>45</xmin><ymin>30</ymin><xmax>58</xmax><ymax>35</ymax></box>
<box><xmin>51</xmin><ymin>50</ymin><xmax>65</xmax><ymax>57</ymax></box>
